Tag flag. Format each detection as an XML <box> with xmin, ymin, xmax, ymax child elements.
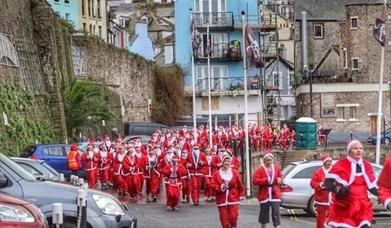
<box><xmin>374</xmin><ymin>7</ymin><xmax>387</xmax><ymax>46</ymax></box>
<box><xmin>245</xmin><ymin>25</ymin><xmax>264</xmax><ymax>68</ymax></box>
<box><xmin>191</xmin><ymin>20</ymin><xmax>202</xmax><ymax>54</ymax></box>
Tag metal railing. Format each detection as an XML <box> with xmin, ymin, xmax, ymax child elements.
<box><xmin>194</xmin><ymin>76</ymin><xmax>261</xmax><ymax>93</ymax></box>
<box><xmin>192</xmin><ymin>12</ymin><xmax>234</xmax><ymax>29</ymax></box>
<box><xmin>194</xmin><ymin>42</ymin><xmax>241</xmax><ymax>61</ymax></box>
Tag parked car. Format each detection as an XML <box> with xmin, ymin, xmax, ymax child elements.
<box><xmin>280</xmin><ymin>160</ymin><xmax>383</xmax><ymax>216</ymax></box>
<box><xmin>20</xmin><ymin>144</ymin><xmax>71</xmax><ymax>175</ymax></box>
<box><xmin>123</xmin><ymin>135</ymin><xmax>150</xmax><ymax>145</ymax></box>
<box><xmin>11</xmin><ymin>157</ymin><xmax>61</xmax><ymax>182</ymax></box>
<box><xmin>0</xmin><ymin>152</ymin><xmax>137</xmax><ymax>228</ymax></box>
<box><xmin>124</xmin><ymin>122</ymin><xmax>168</xmax><ymax>136</ymax></box>
<box><xmin>0</xmin><ymin>193</ymin><xmax>48</xmax><ymax>228</ymax></box>
<box><xmin>367</xmin><ymin>128</ymin><xmax>391</xmax><ymax>145</ymax></box>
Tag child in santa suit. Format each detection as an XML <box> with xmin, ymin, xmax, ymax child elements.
<box><xmin>180</xmin><ymin>149</ymin><xmax>190</xmax><ymax>203</ymax></box>
<box><xmin>211</xmin><ymin>155</ymin><xmax>245</xmax><ymax>228</ymax></box>
<box><xmin>202</xmin><ymin>147</ymin><xmax>215</xmax><ymax>202</ymax></box>
<box><xmin>81</xmin><ymin>145</ymin><xmax>99</xmax><ymax>188</ymax></box>
<box><xmin>310</xmin><ymin>154</ymin><xmax>333</xmax><ymax>228</ymax></box>
<box><xmin>377</xmin><ymin>155</ymin><xmax>391</xmax><ymax>211</ymax></box>
<box><xmin>97</xmin><ymin>143</ymin><xmax>113</xmax><ymax>190</ymax></box>
<box><xmin>325</xmin><ymin>140</ymin><xmax>378</xmax><ymax>228</ymax></box>
<box><xmin>113</xmin><ymin>146</ymin><xmax>129</xmax><ymax>198</ymax></box>
<box><xmin>161</xmin><ymin>155</ymin><xmax>187</xmax><ymax>211</ymax></box>
<box><xmin>186</xmin><ymin>144</ymin><xmax>207</xmax><ymax>206</ymax></box>
<box><xmin>144</xmin><ymin>148</ymin><xmax>160</xmax><ymax>202</ymax></box>
<box><xmin>252</xmin><ymin>152</ymin><xmax>282</xmax><ymax>228</ymax></box>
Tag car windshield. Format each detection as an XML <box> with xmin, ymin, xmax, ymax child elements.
<box><xmin>0</xmin><ymin>153</ymin><xmax>36</xmax><ymax>182</ymax></box>
<box><xmin>282</xmin><ymin>164</ymin><xmax>296</xmax><ymax>178</ymax></box>
<box><xmin>41</xmin><ymin>161</ymin><xmax>60</xmax><ymax>177</ymax></box>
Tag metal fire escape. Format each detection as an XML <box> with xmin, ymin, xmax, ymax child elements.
<box><xmin>259</xmin><ymin>0</ymin><xmax>294</xmax><ymax>125</ymax></box>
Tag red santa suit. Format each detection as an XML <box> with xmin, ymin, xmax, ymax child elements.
<box><xmin>144</xmin><ymin>152</ymin><xmax>160</xmax><ymax>201</ymax></box>
<box><xmin>252</xmin><ymin>163</ymin><xmax>282</xmax><ymax>203</ymax></box>
<box><xmin>202</xmin><ymin>152</ymin><xmax>215</xmax><ymax>199</ymax></box>
<box><xmin>326</xmin><ymin>156</ymin><xmax>377</xmax><ymax>228</ymax></box>
<box><xmin>211</xmin><ymin>160</ymin><xmax>244</xmax><ymax>228</ymax></box>
<box><xmin>310</xmin><ymin>156</ymin><xmax>332</xmax><ymax>228</ymax></box>
<box><xmin>113</xmin><ymin>151</ymin><xmax>129</xmax><ymax>197</ymax></box>
<box><xmin>186</xmin><ymin>146</ymin><xmax>207</xmax><ymax>205</ymax></box>
<box><xmin>125</xmin><ymin>153</ymin><xmax>141</xmax><ymax>198</ymax></box>
<box><xmin>97</xmin><ymin>149</ymin><xmax>113</xmax><ymax>189</ymax></box>
<box><xmin>81</xmin><ymin>150</ymin><xmax>99</xmax><ymax>188</ymax></box>
<box><xmin>161</xmin><ymin>158</ymin><xmax>187</xmax><ymax>210</ymax></box>
<box><xmin>378</xmin><ymin>156</ymin><xmax>391</xmax><ymax>210</ymax></box>
<box><xmin>180</xmin><ymin>153</ymin><xmax>190</xmax><ymax>203</ymax></box>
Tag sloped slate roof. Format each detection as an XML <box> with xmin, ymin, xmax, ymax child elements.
<box><xmin>295</xmin><ymin>0</ymin><xmax>352</xmax><ymax>20</ymax></box>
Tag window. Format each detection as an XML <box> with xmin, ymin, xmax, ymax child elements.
<box><xmin>313</xmin><ymin>24</ymin><xmax>323</xmax><ymax>39</ymax></box>
<box><xmin>98</xmin><ymin>26</ymin><xmax>102</xmax><ymax>38</ymax></box>
<box><xmin>195</xmin><ymin>65</ymin><xmax>228</xmax><ymax>91</ymax></box>
<box><xmin>352</xmin><ymin>58</ymin><xmax>359</xmax><ymax>70</ymax></box>
<box><xmin>293</xmin><ymin>166</ymin><xmax>320</xmax><ymax>179</ymax></box>
<box><xmin>289</xmin><ymin>72</ymin><xmax>294</xmax><ymax>88</ymax></box>
<box><xmin>272</xmin><ymin>72</ymin><xmax>282</xmax><ymax>89</ymax></box>
<box><xmin>88</xmin><ymin>0</ymin><xmax>91</xmax><ymax>17</ymax></box>
<box><xmin>64</xmin><ymin>0</ymin><xmax>70</xmax><ymax>4</ymax></box>
<box><xmin>336</xmin><ymin>104</ymin><xmax>359</xmax><ymax>121</ymax></box>
<box><xmin>43</xmin><ymin>147</ymin><xmax>64</xmax><ymax>156</ymax></box>
<box><xmin>349</xmin><ymin>106</ymin><xmax>357</xmax><ymax>120</ymax></box>
<box><xmin>65</xmin><ymin>13</ymin><xmax>70</xmax><ymax>20</ymax></box>
<box><xmin>337</xmin><ymin>107</ymin><xmax>345</xmax><ymax>120</ymax></box>
<box><xmin>343</xmin><ymin>48</ymin><xmax>348</xmax><ymax>69</ymax></box>
<box><xmin>202</xmin><ymin>97</ymin><xmax>219</xmax><ymax>110</ymax></box>
<box><xmin>97</xmin><ymin>0</ymin><xmax>101</xmax><ymax>18</ymax></box>
<box><xmin>83</xmin><ymin>23</ymin><xmax>86</xmax><ymax>32</ymax></box>
<box><xmin>92</xmin><ymin>0</ymin><xmax>95</xmax><ymax>17</ymax></box>
<box><xmin>17</xmin><ymin>163</ymin><xmax>42</xmax><ymax>177</ymax></box>
<box><xmin>54</xmin><ymin>0</ymin><xmax>59</xmax><ymax>2</ymax></box>
<box><xmin>89</xmin><ymin>24</ymin><xmax>92</xmax><ymax>35</ymax></box>
<box><xmin>351</xmin><ymin>17</ymin><xmax>358</xmax><ymax>29</ymax></box>
<box><xmin>82</xmin><ymin>0</ymin><xmax>85</xmax><ymax>16</ymax></box>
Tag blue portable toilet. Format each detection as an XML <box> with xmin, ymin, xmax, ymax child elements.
<box><xmin>295</xmin><ymin>117</ymin><xmax>317</xmax><ymax>150</ymax></box>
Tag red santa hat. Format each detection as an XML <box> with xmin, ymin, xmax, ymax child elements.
<box><xmin>263</xmin><ymin>152</ymin><xmax>274</xmax><ymax>161</ymax></box>
<box><xmin>347</xmin><ymin>140</ymin><xmax>361</xmax><ymax>152</ymax></box>
<box><xmin>104</xmin><ymin>135</ymin><xmax>110</xmax><ymax>140</ymax></box>
<box><xmin>70</xmin><ymin>144</ymin><xmax>78</xmax><ymax>151</ymax></box>
<box><xmin>321</xmin><ymin>154</ymin><xmax>332</xmax><ymax>164</ymax></box>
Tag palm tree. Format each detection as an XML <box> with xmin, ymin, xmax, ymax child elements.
<box><xmin>63</xmin><ymin>80</ymin><xmax>115</xmax><ymax>138</ymax></box>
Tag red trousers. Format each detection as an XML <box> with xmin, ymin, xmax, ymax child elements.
<box><xmin>218</xmin><ymin>205</ymin><xmax>239</xmax><ymax>228</ymax></box>
<box><xmin>116</xmin><ymin>174</ymin><xmax>128</xmax><ymax>195</ymax></box>
<box><xmin>138</xmin><ymin>174</ymin><xmax>144</xmax><ymax>195</ymax></box>
<box><xmin>190</xmin><ymin>175</ymin><xmax>202</xmax><ymax>203</ymax></box>
<box><xmin>181</xmin><ymin>178</ymin><xmax>190</xmax><ymax>200</ymax></box>
<box><xmin>99</xmin><ymin>168</ymin><xmax>110</xmax><ymax>183</ymax></box>
<box><xmin>86</xmin><ymin>169</ymin><xmax>97</xmax><ymax>188</ymax></box>
<box><xmin>127</xmin><ymin>174</ymin><xmax>140</xmax><ymax>197</ymax></box>
<box><xmin>203</xmin><ymin>176</ymin><xmax>213</xmax><ymax>198</ymax></box>
<box><xmin>316</xmin><ymin>205</ymin><xmax>328</xmax><ymax>228</ymax></box>
<box><xmin>145</xmin><ymin>173</ymin><xmax>160</xmax><ymax>196</ymax></box>
<box><xmin>166</xmin><ymin>184</ymin><xmax>181</xmax><ymax>208</ymax></box>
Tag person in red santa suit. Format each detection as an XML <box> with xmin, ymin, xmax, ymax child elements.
<box><xmin>180</xmin><ymin>149</ymin><xmax>191</xmax><ymax>203</ymax></box>
<box><xmin>279</xmin><ymin>123</ymin><xmax>291</xmax><ymax>151</ymax></box>
<box><xmin>325</xmin><ymin>140</ymin><xmax>378</xmax><ymax>228</ymax></box>
<box><xmin>144</xmin><ymin>148</ymin><xmax>160</xmax><ymax>202</ymax></box>
<box><xmin>81</xmin><ymin>144</ymin><xmax>99</xmax><ymax>189</ymax></box>
<box><xmin>226</xmin><ymin>149</ymin><xmax>240</xmax><ymax>171</ymax></box>
<box><xmin>378</xmin><ymin>155</ymin><xmax>391</xmax><ymax>212</ymax></box>
<box><xmin>113</xmin><ymin>146</ymin><xmax>129</xmax><ymax>199</ymax></box>
<box><xmin>186</xmin><ymin>144</ymin><xmax>207</xmax><ymax>206</ymax></box>
<box><xmin>125</xmin><ymin>146</ymin><xmax>141</xmax><ymax>200</ymax></box>
<box><xmin>211</xmin><ymin>155</ymin><xmax>245</xmax><ymax>228</ymax></box>
<box><xmin>211</xmin><ymin>148</ymin><xmax>226</xmax><ymax>173</ymax></box>
<box><xmin>290</xmin><ymin>130</ymin><xmax>296</xmax><ymax>149</ymax></box>
<box><xmin>253</xmin><ymin>152</ymin><xmax>282</xmax><ymax>228</ymax></box>
<box><xmin>97</xmin><ymin>143</ymin><xmax>113</xmax><ymax>190</ymax></box>
<box><xmin>161</xmin><ymin>155</ymin><xmax>187</xmax><ymax>211</ymax></box>
<box><xmin>134</xmin><ymin>145</ymin><xmax>147</xmax><ymax>198</ymax></box>
<box><xmin>202</xmin><ymin>147</ymin><xmax>215</xmax><ymax>202</ymax></box>
<box><xmin>310</xmin><ymin>154</ymin><xmax>333</xmax><ymax>228</ymax></box>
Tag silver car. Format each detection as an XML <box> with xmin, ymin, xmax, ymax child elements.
<box><xmin>281</xmin><ymin>160</ymin><xmax>383</xmax><ymax>215</ymax></box>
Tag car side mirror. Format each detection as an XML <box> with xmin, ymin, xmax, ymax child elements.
<box><xmin>0</xmin><ymin>172</ymin><xmax>9</xmax><ymax>187</ymax></box>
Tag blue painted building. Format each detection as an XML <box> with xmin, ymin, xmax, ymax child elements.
<box><xmin>47</xmin><ymin>0</ymin><xmax>80</xmax><ymax>28</ymax></box>
<box><xmin>175</xmin><ymin>0</ymin><xmax>275</xmax><ymax>125</ymax></box>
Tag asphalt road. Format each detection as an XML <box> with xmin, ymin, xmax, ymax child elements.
<box><xmin>126</xmin><ymin>201</ymin><xmax>391</xmax><ymax>228</ymax></box>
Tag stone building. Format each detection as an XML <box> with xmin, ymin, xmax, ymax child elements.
<box><xmin>295</xmin><ymin>0</ymin><xmax>391</xmax><ymax>135</ymax></box>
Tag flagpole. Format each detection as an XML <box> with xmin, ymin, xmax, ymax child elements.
<box><xmin>242</xmin><ymin>11</ymin><xmax>251</xmax><ymax>198</ymax></box>
<box><xmin>207</xmin><ymin>23</ymin><xmax>213</xmax><ymax>148</ymax></box>
<box><xmin>375</xmin><ymin>1</ymin><xmax>387</xmax><ymax>165</ymax></box>
<box><xmin>190</xmin><ymin>11</ymin><xmax>197</xmax><ymax>142</ymax></box>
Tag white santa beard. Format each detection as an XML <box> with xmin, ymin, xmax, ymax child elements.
<box><xmin>220</xmin><ymin>168</ymin><xmax>233</xmax><ymax>182</ymax></box>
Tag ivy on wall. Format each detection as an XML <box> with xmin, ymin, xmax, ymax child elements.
<box><xmin>0</xmin><ymin>83</ymin><xmax>58</xmax><ymax>156</ymax></box>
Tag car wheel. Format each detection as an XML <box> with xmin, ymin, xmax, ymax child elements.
<box><xmin>62</xmin><ymin>222</ymin><xmax>77</xmax><ymax>228</ymax></box>
<box><xmin>385</xmin><ymin>138</ymin><xmax>390</xmax><ymax>145</ymax></box>
<box><xmin>307</xmin><ymin>196</ymin><xmax>317</xmax><ymax>216</ymax></box>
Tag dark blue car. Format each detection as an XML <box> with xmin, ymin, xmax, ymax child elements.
<box><xmin>20</xmin><ymin>144</ymin><xmax>76</xmax><ymax>177</ymax></box>
<box><xmin>367</xmin><ymin>129</ymin><xmax>391</xmax><ymax>145</ymax></box>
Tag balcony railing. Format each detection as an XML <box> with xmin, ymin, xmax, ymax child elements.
<box><xmin>194</xmin><ymin>76</ymin><xmax>261</xmax><ymax>94</ymax></box>
<box><xmin>192</xmin><ymin>12</ymin><xmax>234</xmax><ymax>30</ymax></box>
<box><xmin>194</xmin><ymin>42</ymin><xmax>242</xmax><ymax>62</ymax></box>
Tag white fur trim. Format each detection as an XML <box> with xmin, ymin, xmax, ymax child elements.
<box><xmin>314</xmin><ymin>201</ymin><xmax>330</xmax><ymax>206</ymax></box>
<box><xmin>327</xmin><ymin>220</ymin><xmax>370</xmax><ymax>228</ymax></box>
<box><xmin>326</xmin><ymin>173</ymin><xmax>348</xmax><ymax>186</ymax></box>
<box><xmin>384</xmin><ymin>198</ymin><xmax>391</xmax><ymax>210</ymax></box>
